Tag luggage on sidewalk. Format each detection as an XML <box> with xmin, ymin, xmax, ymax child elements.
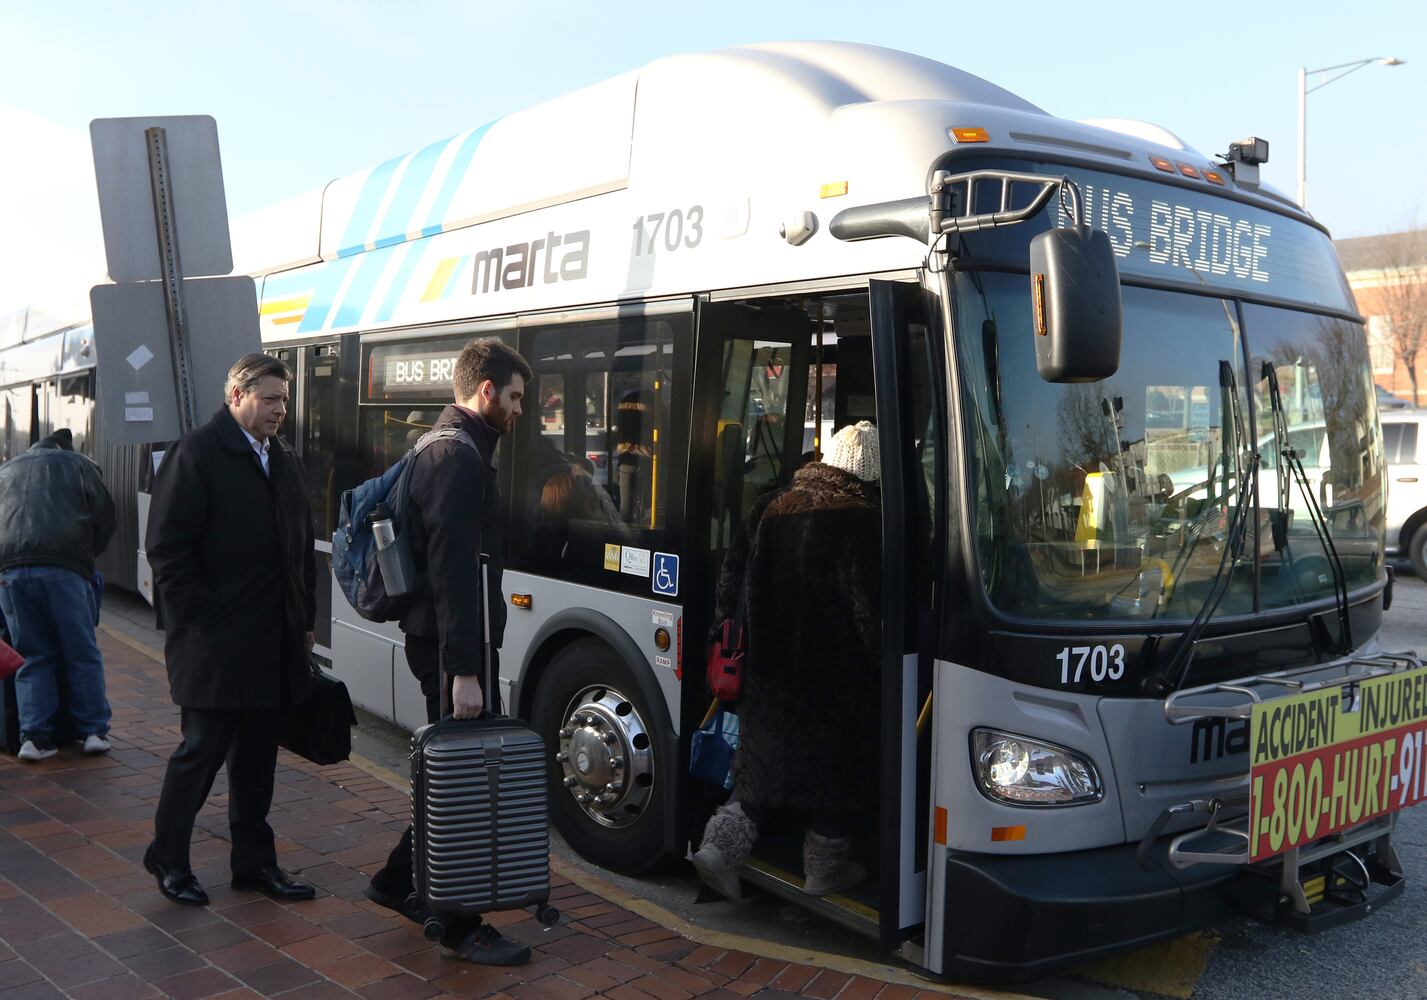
<box><xmin>407</xmin><ymin>559</ymin><xmax>558</xmax><ymax>938</ymax></box>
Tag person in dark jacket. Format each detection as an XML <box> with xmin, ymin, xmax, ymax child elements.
<box><xmin>0</xmin><ymin>428</ymin><xmax>116</xmax><ymax>761</ymax></box>
<box><xmin>143</xmin><ymin>354</ymin><xmax>317</xmax><ymax>908</ymax></box>
<box><xmin>693</xmin><ymin>421</ymin><xmax>883</xmax><ymax>900</ymax></box>
<box><xmin>364</xmin><ymin>337</ymin><xmax>535</xmax><ymax>967</ymax></box>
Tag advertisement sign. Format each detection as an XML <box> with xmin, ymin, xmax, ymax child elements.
<box><xmin>1248</xmin><ymin>669</ymin><xmax>1427</xmax><ymax>861</ymax></box>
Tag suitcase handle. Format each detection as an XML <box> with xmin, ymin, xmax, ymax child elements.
<box><xmin>439</xmin><ymin>554</ymin><xmax>496</xmax><ymax>721</ymax></box>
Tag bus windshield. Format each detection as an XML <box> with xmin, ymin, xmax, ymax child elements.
<box><xmin>955</xmin><ymin>272</ymin><xmax>1382</xmax><ymax>623</ymax></box>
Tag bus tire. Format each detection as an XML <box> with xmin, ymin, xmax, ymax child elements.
<box><xmin>531</xmin><ymin>639</ymin><xmax>669</xmax><ymax>875</ymax></box>
<box><xmin>1410</xmin><ymin>524</ymin><xmax>1427</xmax><ymax>581</ymax></box>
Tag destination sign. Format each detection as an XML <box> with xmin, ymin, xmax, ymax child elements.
<box><xmin>365</xmin><ymin>339</ymin><xmax>462</xmax><ymax>402</ymax></box>
<box><xmin>960</xmin><ymin>158</ymin><xmax>1356</xmax><ymax>314</ymax></box>
<box><xmin>1247</xmin><ymin>669</ymin><xmax>1427</xmax><ymax>862</ymax></box>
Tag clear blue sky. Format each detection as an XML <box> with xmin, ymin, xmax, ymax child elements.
<box><xmin>2</xmin><ymin>0</ymin><xmax>1423</xmax><ymax>319</ymax></box>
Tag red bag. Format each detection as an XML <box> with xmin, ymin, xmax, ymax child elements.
<box><xmin>0</xmin><ymin>639</ymin><xmax>22</xmax><ymax>681</ymax></box>
<box><xmin>705</xmin><ymin>620</ymin><xmax>745</xmax><ymax>702</ymax></box>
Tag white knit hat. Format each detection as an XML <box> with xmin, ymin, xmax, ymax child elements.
<box><xmin>823</xmin><ymin>421</ymin><xmax>880</xmax><ymax>482</ymax></box>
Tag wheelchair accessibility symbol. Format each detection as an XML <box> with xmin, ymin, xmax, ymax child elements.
<box><xmin>652</xmin><ymin>552</ymin><xmax>679</xmax><ymax>597</ymax></box>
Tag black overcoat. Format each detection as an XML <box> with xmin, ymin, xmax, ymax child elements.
<box><xmin>146</xmin><ymin>407</ymin><xmax>316</xmax><ymax>710</ymax></box>
<box><xmin>716</xmin><ymin>463</ymin><xmax>883</xmax><ymax>816</ymax></box>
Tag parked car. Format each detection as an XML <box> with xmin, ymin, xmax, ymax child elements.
<box><xmin>1377</xmin><ymin>384</ymin><xmax>1412</xmax><ymax>410</ymax></box>
<box><xmin>1383</xmin><ymin>410</ymin><xmax>1427</xmax><ymax>577</ymax></box>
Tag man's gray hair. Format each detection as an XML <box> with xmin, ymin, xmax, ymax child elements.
<box><xmin>224</xmin><ymin>353</ymin><xmax>290</xmax><ymax>401</ymax></box>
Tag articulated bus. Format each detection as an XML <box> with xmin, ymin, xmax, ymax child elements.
<box><xmin>21</xmin><ymin>41</ymin><xmax>1426</xmax><ymax>983</ymax></box>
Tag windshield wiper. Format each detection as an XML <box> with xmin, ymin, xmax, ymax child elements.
<box><xmin>1150</xmin><ymin>360</ymin><xmax>1258</xmax><ymax>696</ymax></box>
<box><xmin>1261</xmin><ymin>361</ymin><xmax>1353</xmax><ymax>652</ymax></box>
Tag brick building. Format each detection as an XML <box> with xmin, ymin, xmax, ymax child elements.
<box><xmin>1335</xmin><ymin>228</ymin><xmax>1427</xmax><ymax>406</ymax></box>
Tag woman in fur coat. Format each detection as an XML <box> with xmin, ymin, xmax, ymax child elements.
<box><xmin>694</xmin><ymin>421</ymin><xmax>882</xmax><ymax>900</ymax></box>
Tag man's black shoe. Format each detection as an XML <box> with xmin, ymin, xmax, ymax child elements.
<box><xmin>439</xmin><ymin>923</ymin><xmax>532</xmax><ymax>966</ymax></box>
<box><xmin>364</xmin><ymin>883</ymin><xmax>430</xmax><ymax>924</ymax></box>
<box><xmin>143</xmin><ymin>847</ymin><xmax>209</xmax><ymax>907</ymax></box>
<box><xmin>231</xmin><ymin>865</ymin><xmax>316</xmax><ymax>901</ymax></box>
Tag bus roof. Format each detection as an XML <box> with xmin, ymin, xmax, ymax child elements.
<box><xmin>235</xmin><ymin>41</ymin><xmax>1300</xmax><ymax>281</ymax></box>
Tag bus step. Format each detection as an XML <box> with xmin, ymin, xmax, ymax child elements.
<box><xmin>739</xmin><ymin>856</ymin><xmax>880</xmax><ymax>940</ymax></box>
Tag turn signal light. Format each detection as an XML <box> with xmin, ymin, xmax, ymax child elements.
<box><xmin>949</xmin><ymin>127</ymin><xmax>990</xmax><ymax>143</ymax></box>
<box><xmin>511</xmin><ymin>593</ymin><xmax>533</xmax><ymax>609</ymax></box>
<box><xmin>991</xmin><ymin>825</ymin><xmax>1027</xmax><ymax>842</ymax></box>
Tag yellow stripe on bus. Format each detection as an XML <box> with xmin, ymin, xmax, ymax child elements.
<box><xmin>422</xmin><ymin>258</ymin><xmax>460</xmax><ymax>302</ymax></box>
<box><xmin>269</xmin><ymin>315</ymin><xmax>304</xmax><ymax>325</ymax></box>
<box><xmin>259</xmin><ymin>296</ymin><xmax>312</xmax><ymax>315</ymax></box>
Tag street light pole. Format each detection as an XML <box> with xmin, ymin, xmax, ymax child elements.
<box><xmin>1297</xmin><ymin>57</ymin><xmax>1405</xmax><ymax>208</ymax></box>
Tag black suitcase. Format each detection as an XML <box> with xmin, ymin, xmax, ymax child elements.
<box><xmin>407</xmin><ymin>560</ymin><xmax>558</xmax><ymax>938</ymax></box>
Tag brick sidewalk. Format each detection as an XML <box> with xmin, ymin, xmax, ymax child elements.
<box><xmin>0</xmin><ymin>626</ymin><xmax>968</xmax><ymax>1000</ymax></box>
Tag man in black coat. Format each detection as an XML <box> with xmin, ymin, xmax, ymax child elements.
<box><xmin>363</xmin><ymin>338</ymin><xmax>534</xmax><ymax>966</ymax></box>
<box><xmin>143</xmin><ymin>353</ymin><xmax>317</xmax><ymax>907</ymax></box>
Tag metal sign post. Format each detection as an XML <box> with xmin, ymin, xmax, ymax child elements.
<box><xmin>146</xmin><ymin>126</ymin><xmax>199</xmax><ymax>434</ymax></box>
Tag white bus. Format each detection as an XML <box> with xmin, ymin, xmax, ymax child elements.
<box><xmin>36</xmin><ymin>41</ymin><xmax>1426</xmax><ymax>983</ymax></box>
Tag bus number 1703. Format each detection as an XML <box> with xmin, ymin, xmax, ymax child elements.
<box><xmin>1057</xmin><ymin>644</ymin><xmax>1126</xmax><ymax>685</ymax></box>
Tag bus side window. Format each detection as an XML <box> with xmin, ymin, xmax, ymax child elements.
<box><xmin>512</xmin><ymin>315</ymin><xmax>691</xmax><ymax>588</ymax></box>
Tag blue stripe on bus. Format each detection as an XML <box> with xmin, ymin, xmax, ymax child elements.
<box><xmin>330</xmin><ymin>246</ymin><xmax>396</xmax><ymax>329</ymax></box>
<box><xmin>336</xmin><ymin>155</ymin><xmax>404</xmax><ymax>258</ymax></box>
<box><xmin>442</xmin><ymin>256</ymin><xmax>468</xmax><ymax>298</ymax></box>
<box><xmin>418</xmin><ymin>121</ymin><xmax>495</xmax><ymax>237</ymax></box>
<box><xmin>374</xmin><ymin>241</ymin><xmax>431</xmax><ymax>324</ymax></box>
<box><xmin>370</xmin><ymin>136</ymin><xmax>451</xmax><ymax>250</ymax></box>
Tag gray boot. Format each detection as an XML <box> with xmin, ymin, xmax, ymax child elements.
<box><xmin>692</xmin><ymin>802</ymin><xmax>757</xmax><ymax>902</ymax></box>
<box><xmin>802</xmin><ymin>830</ymin><xmax>866</xmax><ymax>897</ymax></box>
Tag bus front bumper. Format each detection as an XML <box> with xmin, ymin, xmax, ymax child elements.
<box><xmin>935</xmin><ymin>841</ymin><xmax>1238</xmax><ymax>984</ymax></box>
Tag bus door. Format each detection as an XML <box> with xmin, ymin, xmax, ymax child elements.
<box><xmin>868</xmin><ymin>279</ymin><xmax>941</xmax><ymax>956</ymax></box>
<box><xmin>686</xmin><ymin>298</ymin><xmax>810</xmax><ymax>843</ymax></box>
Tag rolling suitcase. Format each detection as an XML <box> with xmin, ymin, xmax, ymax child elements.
<box><xmin>407</xmin><ymin>559</ymin><xmax>559</xmax><ymax>939</ymax></box>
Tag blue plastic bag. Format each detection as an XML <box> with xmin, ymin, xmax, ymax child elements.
<box><xmin>689</xmin><ymin>708</ymin><xmax>740</xmax><ymax>790</ymax></box>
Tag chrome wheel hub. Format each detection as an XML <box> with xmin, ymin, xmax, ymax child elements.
<box><xmin>554</xmin><ymin>685</ymin><xmax>655</xmax><ymax>828</ymax></box>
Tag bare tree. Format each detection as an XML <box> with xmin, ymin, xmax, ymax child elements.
<box><xmin>1369</xmin><ymin>227</ymin><xmax>1427</xmax><ymax>405</ymax></box>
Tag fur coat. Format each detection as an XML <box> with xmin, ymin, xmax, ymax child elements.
<box><xmin>715</xmin><ymin>462</ymin><xmax>882</xmax><ymax>816</ymax></box>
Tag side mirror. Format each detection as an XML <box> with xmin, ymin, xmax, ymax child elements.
<box><xmin>1029</xmin><ymin>225</ymin><xmax>1123</xmax><ymax>383</ymax></box>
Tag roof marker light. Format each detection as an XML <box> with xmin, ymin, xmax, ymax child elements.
<box><xmin>1176</xmin><ymin>162</ymin><xmax>1201</xmax><ymax>179</ymax></box>
<box><xmin>819</xmin><ymin>181</ymin><xmax>849</xmax><ymax>199</ymax></box>
<box><xmin>950</xmin><ymin>127</ymin><xmax>990</xmax><ymax>143</ymax></box>
<box><xmin>1203</xmin><ymin>169</ymin><xmax>1226</xmax><ymax>185</ymax></box>
<box><xmin>1149</xmin><ymin>155</ymin><xmax>1175</xmax><ymax>173</ymax></box>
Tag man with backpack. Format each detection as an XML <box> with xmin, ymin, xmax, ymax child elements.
<box><xmin>363</xmin><ymin>337</ymin><xmax>535</xmax><ymax>966</ymax></box>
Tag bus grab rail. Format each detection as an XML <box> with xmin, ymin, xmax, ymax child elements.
<box><xmin>1160</xmin><ymin>652</ymin><xmax>1424</xmax><ymax>726</ymax></box>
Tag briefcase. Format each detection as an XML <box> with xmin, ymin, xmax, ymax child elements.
<box><xmin>280</xmin><ymin>663</ymin><xmax>357</xmax><ymax>766</ymax></box>
<box><xmin>408</xmin><ymin>558</ymin><xmax>558</xmax><ymax>938</ymax></box>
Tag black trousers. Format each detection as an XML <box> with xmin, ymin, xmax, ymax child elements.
<box><xmin>371</xmin><ymin>634</ymin><xmax>499</xmax><ymax>943</ymax></box>
<box><xmin>150</xmin><ymin>706</ymin><xmax>282</xmax><ymax>875</ymax></box>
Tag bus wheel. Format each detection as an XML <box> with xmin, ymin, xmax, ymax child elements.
<box><xmin>1411</xmin><ymin>525</ymin><xmax>1427</xmax><ymax>581</ymax></box>
<box><xmin>532</xmin><ymin>639</ymin><xmax>667</xmax><ymax>875</ymax></box>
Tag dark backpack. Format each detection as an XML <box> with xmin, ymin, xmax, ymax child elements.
<box><xmin>332</xmin><ymin>428</ymin><xmax>480</xmax><ymax>622</ymax></box>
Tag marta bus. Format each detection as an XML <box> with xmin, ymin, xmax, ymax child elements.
<box><xmin>17</xmin><ymin>40</ymin><xmax>1427</xmax><ymax>984</ymax></box>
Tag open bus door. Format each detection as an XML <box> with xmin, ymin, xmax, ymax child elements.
<box><xmin>869</xmin><ymin>278</ymin><xmax>941</xmax><ymax>957</ymax></box>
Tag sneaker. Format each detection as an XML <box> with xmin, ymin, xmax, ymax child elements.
<box><xmin>82</xmin><ymin>734</ymin><xmax>111</xmax><ymax>755</ymax></box>
<box><xmin>17</xmin><ymin>737</ymin><xmax>57</xmax><ymax>762</ymax></box>
<box><xmin>439</xmin><ymin>923</ymin><xmax>532</xmax><ymax>966</ymax></box>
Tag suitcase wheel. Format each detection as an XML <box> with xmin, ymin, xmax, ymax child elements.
<box><xmin>423</xmin><ymin>918</ymin><xmax>445</xmax><ymax>941</ymax></box>
<box><xmin>536</xmin><ymin>904</ymin><xmax>560</xmax><ymax>927</ymax></box>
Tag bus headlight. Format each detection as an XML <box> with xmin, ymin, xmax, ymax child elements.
<box><xmin>971</xmin><ymin>729</ymin><xmax>1103</xmax><ymax>806</ymax></box>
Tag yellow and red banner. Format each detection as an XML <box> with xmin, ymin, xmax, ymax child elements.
<box><xmin>1248</xmin><ymin>669</ymin><xmax>1427</xmax><ymax>861</ymax></box>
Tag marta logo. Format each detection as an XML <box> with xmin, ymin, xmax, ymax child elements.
<box><xmin>471</xmin><ymin>230</ymin><xmax>589</xmax><ymax>296</ymax></box>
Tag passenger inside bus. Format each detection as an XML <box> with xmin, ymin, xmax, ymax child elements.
<box><xmin>614</xmin><ymin>388</ymin><xmax>654</xmax><ymax>523</ymax></box>
<box><xmin>693</xmin><ymin>421</ymin><xmax>884</xmax><ymax>901</ymax></box>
